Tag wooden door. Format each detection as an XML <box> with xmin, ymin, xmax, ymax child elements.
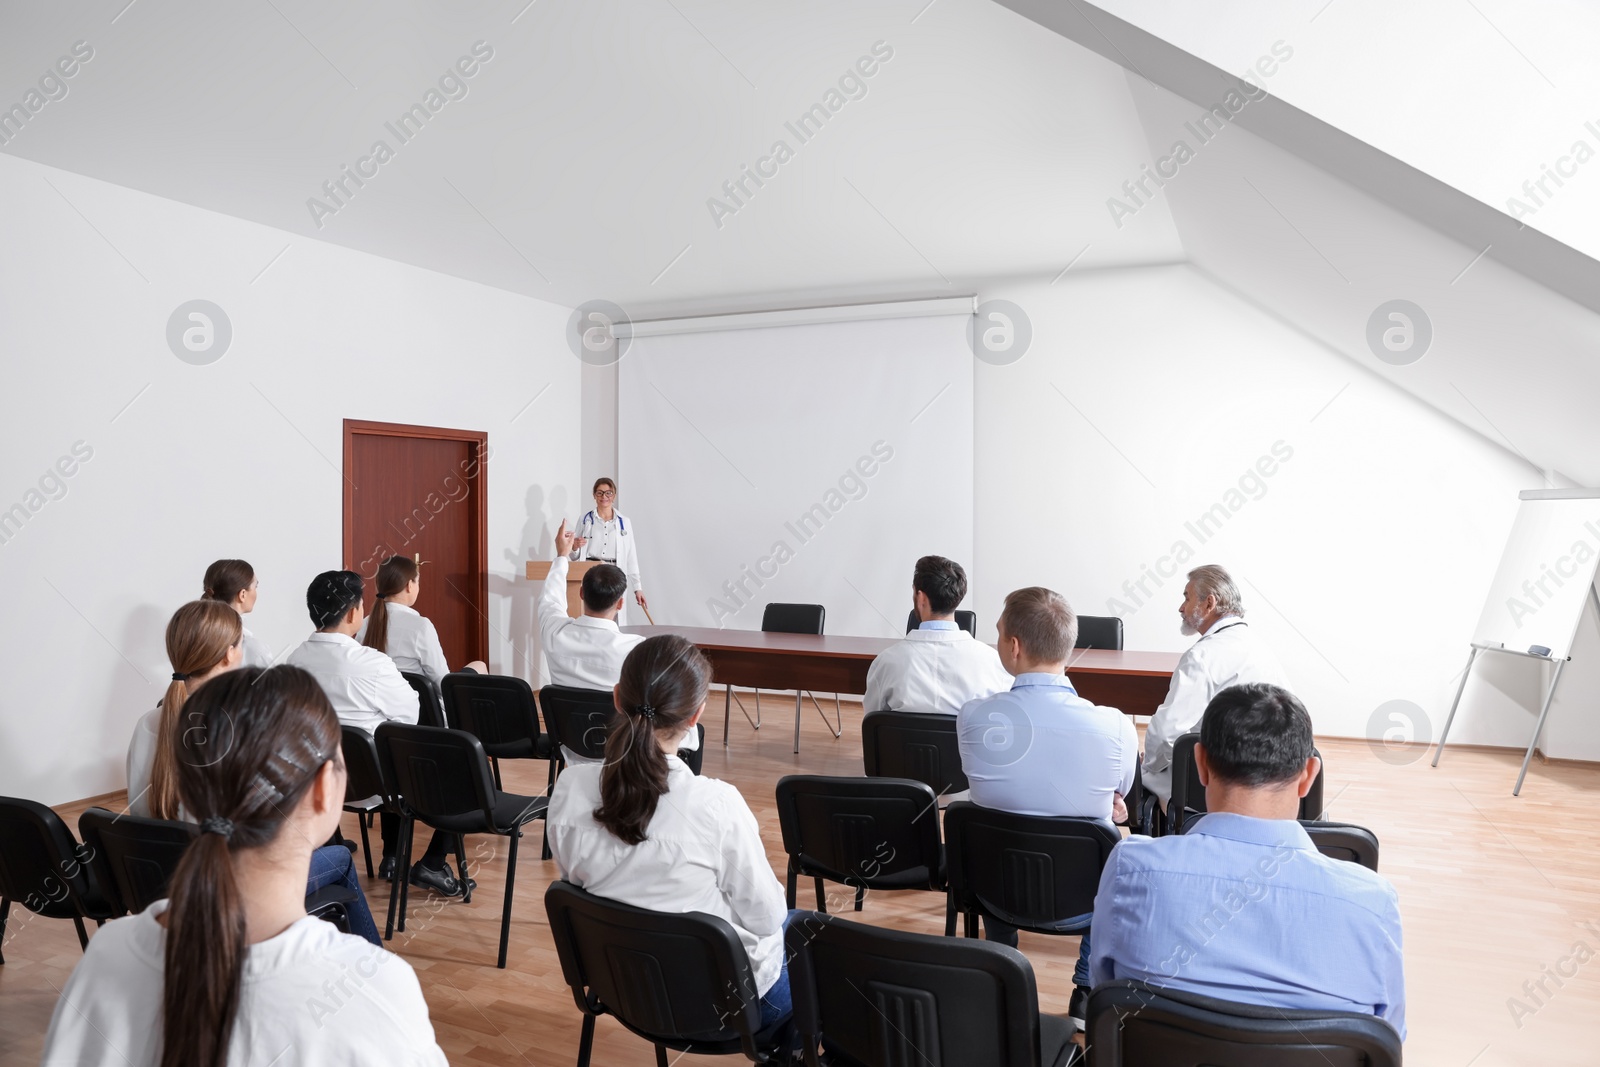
<box><xmin>343</xmin><ymin>420</ymin><xmax>488</xmax><ymax>668</ymax></box>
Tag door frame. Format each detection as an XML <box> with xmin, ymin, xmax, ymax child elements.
<box><xmin>342</xmin><ymin>418</ymin><xmax>489</xmax><ymax>662</ymax></box>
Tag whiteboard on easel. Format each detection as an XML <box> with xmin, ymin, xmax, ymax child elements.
<box><xmin>1471</xmin><ymin>489</ymin><xmax>1600</xmax><ymax>660</ymax></box>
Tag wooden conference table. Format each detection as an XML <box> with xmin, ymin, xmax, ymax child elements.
<box><xmin>623</xmin><ymin>624</ymin><xmax>1180</xmax><ymax>750</ymax></box>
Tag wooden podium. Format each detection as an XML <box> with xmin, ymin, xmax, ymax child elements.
<box><xmin>526</xmin><ymin>559</ymin><xmax>598</xmax><ymax>618</ymax></box>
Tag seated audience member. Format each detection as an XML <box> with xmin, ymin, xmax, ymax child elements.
<box><xmin>1143</xmin><ymin>564</ymin><xmax>1288</xmax><ymax>810</ymax></box>
<box><xmin>202</xmin><ymin>558</ymin><xmax>274</xmax><ymax>667</ymax></box>
<box><xmin>540</xmin><ymin>519</ymin><xmax>700</xmax><ymax>766</ymax></box>
<box><xmin>863</xmin><ymin>555</ymin><xmax>1011</xmax><ymax>715</ymax></box>
<box><xmin>359</xmin><ymin>554</ymin><xmax>487</xmax><ymax>682</ymax></box>
<box><xmin>129</xmin><ymin>601</ymin><xmax>382</xmax><ymax>945</ymax></box>
<box><xmin>546</xmin><ymin>635</ymin><xmax>795</xmax><ymax>1034</ymax></box>
<box><xmin>43</xmin><ymin>667</ymin><xmax>446</xmax><ymax>1066</ymax></box>
<box><xmin>956</xmin><ymin>586</ymin><xmax>1138</xmax><ymax>1028</ymax></box>
<box><xmin>287</xmin><ymin>570</ymin><xmax>466</xmax><ymax>897</ymax></box>
<box><xmin>1092</xmin><ymin>683</ymin><xmax>1405</xmax><ymax>1037</ymax></box>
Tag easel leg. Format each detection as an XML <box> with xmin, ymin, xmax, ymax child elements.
<box><xmin>1431</xmin><ymin>647</ymin><xmax>1480</xmax><ymax>768</ymax></box>
<box><xmin>1515</xmin><ymin>659</ymin><xmax>1565</xmax><ymax>796</ymax></box>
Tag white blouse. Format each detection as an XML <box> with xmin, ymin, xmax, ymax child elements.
<box><xmin>358</xmin><ymin>602</ymin><xmax>450</xmax><ymax>685</ymax></box>
<box><xmin>239</xmin><ymin>624</ymin><xmax>275</xmax><ymax>669</ymax></box>
<box><xmin>41</xmin><ymin>901</ymin><xmax>447</xmax><ymax>1066</ymax></box>
<box><xmin>124</xmin><ymin>707</ymin><xmax>162</xmax><ymax>818</ymax></box>
<box><xmin>546</xmin><ymin>757</ymin><xmax>788</xmax><ymax>994</ymax></box>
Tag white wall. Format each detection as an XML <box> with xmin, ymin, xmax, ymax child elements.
<box><xmin>971</xmin><ymin>264</ymin><xmax>1553</xmax><ymax>750</ymax></box>
<box><xmin>0</xmin><ymin>153</ymin><xmax>578</xmax><ymax>806</ymax></box>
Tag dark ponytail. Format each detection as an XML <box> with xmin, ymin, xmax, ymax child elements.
<box><xmin>162</xmin><ymin>666</ymin><xmax>340</xmax><ymax>1067</ymax></box>
<box><xmin>202</xmin><ymin>559</ymin><xmax>255</xmax><ymax>607</ymax></box>
<box><xmin>362</xmin><ymin>555</ymin><xmax>418</xmax><ymax>654</ymax></box>
<box><xmin>594</xmin><ymin>635</ymin><xmax>709</xmax><ymax>846</ymax></box>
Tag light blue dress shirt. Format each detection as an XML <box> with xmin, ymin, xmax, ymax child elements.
<box><xmin>919</xmin><ymin>620</ymin><xmax>959</xmax><ymax>631</ymax></box>
<box><xmin>1089</xmin><ymin>812</ymin><xmax>1405</xmax><ymax>1038</ymax></box>
<box><xmin>956</xmin><ymin>673</ymin><xmax>1139</xmax><ymax>819</ymax></box>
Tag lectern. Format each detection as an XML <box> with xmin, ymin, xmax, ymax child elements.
<box><xmin>526</xmin><ymin>560</ymin><xmax>598</xmax><ymax>618</ymax></box>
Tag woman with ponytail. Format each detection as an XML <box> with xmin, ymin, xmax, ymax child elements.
<box><xmin>43</xmin><ymin>666</ymin><xmax>447</xmax><ymax>1067</ymax></box>
<box><xmin>359</xmin><ymin>554</ymin><xmax>487</xmax><ymax>682</ymax></box>
<box><xmin>202</xmin><ymin>558</ymin><xmax>274</xmax><ymax>668</ymax></box>
<box><xmin>127</xmin><ymin>600</ymin><xmax>242</xmax><ymax>820</ymax></box>
<box><xmin>546</xmin><ymin>635</ymin><xmax>797</xmax><ymax>1031</ymax></box>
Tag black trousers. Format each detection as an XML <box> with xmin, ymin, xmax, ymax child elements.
<box><xmin>379</xmin><ymin>813</ymin><xmax>454</xmax><ymax>867</ymax></box>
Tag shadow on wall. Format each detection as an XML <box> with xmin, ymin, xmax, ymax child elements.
<box><xmin>489</xmin><ymin>483</ymin><xmax>566</xmax><ymax>683</ymax></box>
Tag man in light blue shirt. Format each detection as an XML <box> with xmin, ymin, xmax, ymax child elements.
<box><xmin>956</xmin><ymin>586</ymin><xmax>1140</xmax><ymax>1027</ymax></box>
<box><xmin>1090</xmin><ymin>683</ymin><xmax>1406</xmax><ymax>1039</ymax></box>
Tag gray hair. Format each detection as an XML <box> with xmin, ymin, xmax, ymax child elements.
<box><xmin>1188</xmin><ymin>564</ymin><xmax>1244</xmax><ymax>617</ymax></box>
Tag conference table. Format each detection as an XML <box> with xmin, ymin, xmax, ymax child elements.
<box><xmin>623</xmin><ymin>624</ymin><xmax>1180</xmax><ymax>751</ymax></box>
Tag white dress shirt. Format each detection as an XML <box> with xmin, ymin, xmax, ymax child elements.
<box><xmin>546</xmin><ymin>757</ymin><xmax>788</xmax><ymax>995</ymax></box>
<box><xmin>538</xmin><ymin>556</ymin><xmax>698</xmax><ymax>763</ymax></box>
<box><xmin>286</xmin><ymin>632</ymin><xmax>419</xmax><ymax>735</ymax></box>
<box><xmin>239</xmin><ymin>624</ymin><xmax>275</xmax><ymax>669</ymax></box>
<box><xmin>1141</xmin><ymin>616</ymin><xmax>1289</xmax><ymax>806</ymax></box>
<box><xmin>571</xmin><ymin>509</ymin><xmax>641</xmax><ymax>625</ymax></box>
<box><xmin>41</xmin><ymin>900</ymin><xmax>447</xmax><ymax>1066</ymax></box>
<box><xmin>124</xmin><ymin>708</ymin><xmax>162</xmax><ymax>818</ymax></box>
<box><xmin>357</xmin><ymin>602</ymin><xmax>450</xmax><ymax>685</ymax></box>
<box><xmin>864</xmin><ymin>620</ymin><xmax>1013</xmax><ymax>716</ymax></box>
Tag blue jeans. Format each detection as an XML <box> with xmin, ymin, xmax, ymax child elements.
<box><xmin>308</xmin><ymin>844</ymin><xmax>382</xmax><ymax>946</ymax></box>
<box><xmin>758</xmin><ymin>909</ymin><xmax>806</xmax><ymax>1030</ymax></box>
<box><xmin>984</xmin><ymin>912</ymin><xmax>1093</xmax><ymax>989</ymax></box>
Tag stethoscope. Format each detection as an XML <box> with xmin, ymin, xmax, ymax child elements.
<box><xmin>580</xmin><ymin>511</ymin><xmax>627</xmax><ymax>557</ymax></box>
<box><xmin>1205</xmin><ymin>620</ymin><xmax>1247</xmax><ymax>637</ymax></box>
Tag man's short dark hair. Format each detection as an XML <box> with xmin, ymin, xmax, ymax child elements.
<box><xmin>581</xmin><ymin>563</ymin><xmax>629</xmax><ymax>613</ymax></box>
<box><xmin>307</xmin><ymin>570</ymin><xmax>364</xmax><ymax>630</ymax></box>
<box><xmin>997</xmin><ymin>587</ymin><xmax>1077</xmax><ymax>663</ymax></box>
<box><xmin>913</xmin><ymin>555</ymin><xmax>967</xmax><ymax>616</ymax></box>
<box><xmin>1199</xmin><ymin>683</ymin><xmax>1314</xmax><ymax>787</ymax></box>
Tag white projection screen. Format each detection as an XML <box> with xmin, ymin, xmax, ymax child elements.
<box><xmin>618</xmin><ymin>314</ymin><xmax>974</xmax><ymax>642</ymax></box>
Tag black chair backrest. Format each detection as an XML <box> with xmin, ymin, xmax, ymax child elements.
<box><xmin>539</xmin><ymin>685</ymin><xmax>617</xmax><ymax>761</ymax></box>
<box><xmin>375</xmin><ymin>722</ymin><xmax>497</xmax><ymax>823</ymax></box>
<box><xmin>441</xmin><ymin>673</ymin><xmax>540</xmax><ymax>756</ymax></box>
<box><xmin>861</xmin><ymin>710</ymin><xmax>970</xmax><ymax>797</ymax></box>
<box><xmin>904</xmin><ymin>609</ymin><xmax>977</xmax><ymax>636</ymax></box>
<box><xmin>544</xmin><ymin>880</ymin><xmax>766</xmax><ymax>1056</ymax></box>
<box><xmin>1301</xmin><ymin>821</ymin><xmax>1381</xmax><ymax>871</ymax></box>
<box><xmin>775</xmin><ymin>775</ymin><xmax>943</xmax><ymax>889</ymax></box>
<box><xmin>1085</xmin><ymin>979</ymin><xmax>1401</xmax><ymax>1066</ymax></box>
<box><xmin>1075</xmin><ymin>614</ymin><xmax>1124</xmax><ymax>650</ymax></box>
<box><xmin>0</xmin><ymin>797</ymin><xmax>105</xmax><ymax>920</ymax></box>
<box><xmin>762</xmin><ymin>602</ymin><xmax>824</xmax><ymax>635</ymax></box>
<box><xmin>944</xmin><ymin>802</ymin><xmax>1120</xmax><ymax>931</ymax></box>
<box><xmin>77</xmin><ymin>807</ymin><xmax>196</xmax><ymax>916</ymax></box>
<box><xmin>1171</xmin><ymin>733</ymin><xmax>1325</xmax><ymax>832</ymax></box>
<box><xmin>786</xmin><ymin>910</ymin><xmax>1050</xmax><ymax>1067</ymax></box>
<box><xmin>340</xmin><ymin>725</ymin><xmax>392</xmax><ymax>807</ymax></box>
<box><xmin>400</xmin><ymin>671</ymin><xmax>446</xmax><ymax>729</ymax></box>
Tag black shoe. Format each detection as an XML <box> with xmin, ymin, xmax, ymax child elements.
<box><xmin>1068</xmin><ymin>985</ymin><xmax>1089</xmax><ymax>1032</ymax></box>
<box><xmin>409</xmin><ymin>860</ymin><xmax>464</xmax><ymax>897</ymax></box>
<box><xmin>342</xmin><ymin>835</ymin><xmax>358</xmax><ymax>853</ymax></box>
<box><xmin>378</xmin><ymin>856</ymin><xmax>396</xmax><ymax>882</ymax></box>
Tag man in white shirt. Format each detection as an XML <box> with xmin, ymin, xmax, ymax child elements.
<box><xmin>1142</xmin><ymin>564</ymin><xmax>1289</xmax><ymax>810</ymax></box>
<box><xmin>864</xmin><ymin>555</ymin><xmax>1012</xmax><ymax>715</ymax></box>
<box><xmin>286</xmin><ymin>570</ymin><xmax>466</xmax><ymax>897</ymax></box>
<box><xmin>541</xmin><ymin>520</ymin><xmax>701</xmax><ymax>767</ymax></box>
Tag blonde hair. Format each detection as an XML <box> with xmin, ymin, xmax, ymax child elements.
<box><xmin>150</xmin><ymin>601</ymin><xmax>242</xmax><ymax>820</ymax></box>
<box><xmin>997</xmin><ymin>587</ymin><xmax>1077</xmax><ymax>664</ymax></box>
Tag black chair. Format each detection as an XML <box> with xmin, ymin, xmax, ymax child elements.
<box><xmin>1301</xmin><ymin>820</ymin><xmax>1381</xmax><ymax>871</ymax></box>
<box><xmin>400</xmin><ymin>670</ymin><xmax>446</xmax><ymax>728</ymax></box>
<box><xmin>540</xmin><ymin>685</ymin><xmax>707</xmax><ymax>787</ymax></box>
<box><xmin>0</xmin><ymin>797</ymin><xmax>114</xmax><ymax>962</ymax></box>
<box><xmin>340</xmin><ymin>726</ymin><xmax>397</xmax><ymax>880</ymax></box>
<box><xmin>724</xmin><ymin>603</ymin><xmax>841</xmax><ymax>755</ymax></box>
<box><xmin>305</xmin><ymin>882</ymin><xmax>361</xmax><ymax>934</ymax></box>
<box><xmin>78</xmin><ymin>807</ymin><xmax>196</xmax><ymax>915</ymax></box>
<box><xmin>545</xmin><ymin>880</ymin><xmax>791</xmax><ymax>1066</ymax></box>
<box><xmin>1085</xmin><ymin>979</ymin><xmax>1400</xmax><ymax>1066</ymax></box>
<box><xmin>860</xmin><ymin>711</ymin><xmax>969</xmax><ymax>800</ymax></box>
<box><xmin>774</xmin><ymin>775</ymin><xmax>951</xmax><ymax>934</ymax></box>
<box><xmin>944</xmin><ymin>802</ymin><xmax>1119</xmax><ymax>942</ymax></box>
<box><xmin>440</xmin><ymin>672</ymin><xmax>554</xmax><ymax>847</ymax></box>
<box><xmin>1166</xmin><ymin>733</ymin><xmax>1326</xmax><ymax>835</ymax></box>
<box><xmin>904</xmin><ymin>608</ymin><xmax>978</xmax><ymax>636</ymax></box>
<box><xmin>375</xmin><ymin>722</ymin><xmax>548</xmax><ymax>967</ymax></box>
<box><xmin>1074</xmin><ymin>615</ymin><xmax>1123</xmax><ymax>650</ymax></box>
<box><xmin>786</xmin><ymin>911</ymin><xmax>1079</xmax><ymax>1067</ymax></box>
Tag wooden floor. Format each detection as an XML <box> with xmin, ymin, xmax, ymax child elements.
<box><xmin>5</xmin><ymin>702</ymin><xmax>1600</xmax><ymax>1066</ymax></box>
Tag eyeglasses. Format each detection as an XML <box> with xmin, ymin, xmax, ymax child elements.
<box><xmin>595</xmin><ymin>490</ymin><xmax>616</xmax><ymax>499</ymax></box>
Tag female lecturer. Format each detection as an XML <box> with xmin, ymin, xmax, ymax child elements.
<box><xmin>572</xmin><ymin>476</ymin><xmax>647</xmax><ymax>624</ymax></box>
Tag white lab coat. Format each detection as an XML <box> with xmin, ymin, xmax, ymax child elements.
<box><xmin>239</xmin><ymin>624</ymin><xmax>275</xmax><ymax>669</ymax></box>
<box><xmin>357</xmin><ymin>602</ymin><xmax>450</xmax><ymax>686</ymax></box>
<box><xmin>864</xmin><ymin>626</ymin><xmax>1014</xmax><ymax>716</ymax></box>
<box><xmin>1141</xmin><ymin>617</ymin><xmax>1289</xmax><ymax>806</ymax></box>
<box><xmin>285</xmin><ymin>632</ymin><xmax>419</xmax><ymax>736</ymax></box>
<box><xmin>571</xmin><ymin>509</ymin><xmax>641</xmax><ymax>625</ymax></box>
